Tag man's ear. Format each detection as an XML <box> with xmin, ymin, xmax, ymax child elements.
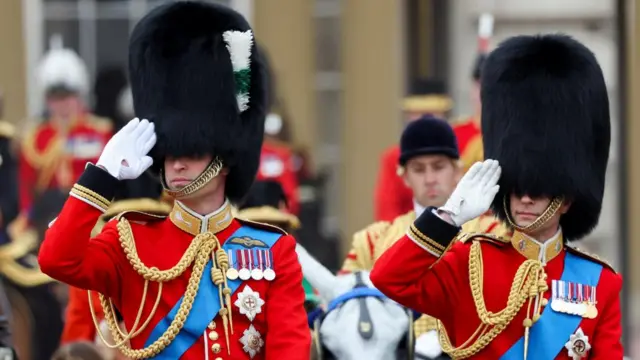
<box><xmin>560</xmin><ymin>199</ymin><xmax>573</xmax><ymax>215</ymax></box>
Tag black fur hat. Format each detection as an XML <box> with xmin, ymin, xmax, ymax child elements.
<box><xmin>129</xmin><ymin>1</ymin><xmax>267</xmax><ymax>202</ymax></box>
<box><xmin>481</xmin><ymin>34</ymin><xmax>610</xmax><ymax>240</ymax></box>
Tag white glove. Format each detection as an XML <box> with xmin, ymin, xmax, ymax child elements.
<box><xmin>97</xmin><ymin>118</ymin><xmax>156</xmax><ymax>180</ymax></box>
<box><xmin>415</xmin><ymin>330</ymin><xmax>442</xmax><ymax>359</ymax></box>
<box><xmin>438</xmin><ymin>159</ymin><xmax>501</xmax><ymax>226</ymax></box>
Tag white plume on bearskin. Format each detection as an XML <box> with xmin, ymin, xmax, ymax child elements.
<box><xmin>37</xmin><ymin>34</ymin><xmax>89</xmax><ymax>95</ymax></box>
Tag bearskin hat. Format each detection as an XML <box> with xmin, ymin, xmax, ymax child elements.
<box><xmin>129</xmin><ymin>1</ymin><xmax>267</xmax><ymax>202</ymax></box>
<box><xmin>481</xmin><ymin>34</ymin><xmax>610</xmax><ymax>240</ymax></box>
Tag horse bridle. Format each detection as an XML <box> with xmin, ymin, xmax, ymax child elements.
<box><xmin>310</xmin><ymin>271</ymin><xmax>415</xmax><ymax>360</ymax></box>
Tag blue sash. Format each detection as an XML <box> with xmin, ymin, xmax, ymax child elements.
<box><xmin>500</xmin><ymin>252</ymin><xmax>603</xmax><ymax>359</ymax></box>
<box><xmin>144</xmin><ymin>225</ymin><xmax>282</xmax><ymax>359</ymax></box>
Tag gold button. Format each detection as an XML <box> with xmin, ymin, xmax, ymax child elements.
<box><xmin>208</xmin><ymin>322</ymin><xmax>216</xmax><ymax>330</ymax></box>
<box><xmin>211</xmin><ymin>343</ymin><xmax>221</xmax><ymax>354</ymax></box>
<box><xmin>541</xmin><ymin>298</ymin><xmax>549</xmax><ymax>306</ymax></box>
<box><xmin>214</xmin><ymin>358</ymin><xmax>223</xmax><ymax>360</ymax></box>
<box><xmin>208</xmin><ymin>331</ymin><xmax>219</xmax><ymax>341</ymax></box>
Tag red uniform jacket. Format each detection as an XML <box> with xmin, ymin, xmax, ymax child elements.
<box><xmin>61</xmin><ymin>286</ymin><xmax>103</xmax><ymax>344</ymax></box>
<box><xmin>370</xmin><ymin>209</ymin><xmax>623</xmax><ymax>359</ymax></box>
<box><xmin>452</xmin><ymin>117</ymin><xmax>483</xmax><ymax>173</ymax></box>
<box><xmin>373</xmin><ymin>145</ymin><xmax>413</xmax><ymax>222</ymax></box>
<box><xmin>39</xmin><ymin>165</ymin><xmax>311</xmax><ymax>359</ymax></box>
<box><xmin>19</xmin><ymin>114</ymin><xmax>112</xmax><ymax>215</ymax></box>
<box><xmin>257</xmin><ymin>141</ymin><xmax>300</xmax><ymax>215</ymax></box>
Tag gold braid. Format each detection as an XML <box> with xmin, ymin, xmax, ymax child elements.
<box><xmin>437</xmin><ymin>241</ymin><xmax>548</xmax><ymax>359</ymax></box>
<box><xmin>89</xmin><ymin>218</ymin><xmax>229</xmax><ymax>359</ymax></box>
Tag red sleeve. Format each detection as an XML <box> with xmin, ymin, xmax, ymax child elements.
<box><xmin>589</xmin><ymin>271</ymin><xmax>624</xmax><ymax>359</ymax></box>
<box><xmin>60</xmin><ymin>286</ymin><xmax>101</xmax><ymax>344</ymax></box>
<box><xmin>265</xmin><ymin>234</ymin><xmax>311</xmax><ymax>359</ymax></box>
<box><xmin>38</xmin><ymin>164</ymin><xmax>124</xmax><ymax>299</ymax></box>
<box><xmin>370</xmin><ymin>209</ymin><xmax>465</xmax><ymax>323</ymax></box>
<box><xmin>374</xmin><ymin>148</ymin><xmax>411</xmax><ymax>222</ymax></box>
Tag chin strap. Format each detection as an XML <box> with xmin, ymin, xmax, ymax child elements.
<box><xmin>503</xmin><ymin>195</ymin><xmax>564</xmax><ymax>234</ymax></box>
<box><xmin>160</xmin><ymin>156</ymin><xmax>224</xmax><ymax>199</ymax></box>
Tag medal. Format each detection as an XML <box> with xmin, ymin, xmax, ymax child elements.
<box><xmin>226</xmin><ymin>249</ymin><xmax>239</xmax><ymax>280</ymax></box>
<box><xmin>585</xmin><ymin>285</ymin><xmax>598</xmax><ymax>319</ymax></box>
<box><xmin>551</xmin><ymin>280</ymin><xmax>565</xmax><ymax>312</ymax></box>
<box><xmin>263</xmin><ymin>250</ymin><xmax>276</xmax><ymax>281</ymax></box>
<box><xmin>250</xmin><ymin>250</ymin><xmax>263</xmax><ymax>280</ymax></box>
<box><xmin>239</xmin><ymin>250</ymin><xmax>251</xmax><ymax>280</ymax></box>
<box><xmin>576</xmin><ymin>285</ymin><xmax>587</xmax><ymax>317</ymax></box>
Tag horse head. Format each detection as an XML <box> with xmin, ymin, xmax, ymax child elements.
<box><xmin>296</xmin><ymin>244</ymin><xmax>413</xmax><ymax>360</ymax></box>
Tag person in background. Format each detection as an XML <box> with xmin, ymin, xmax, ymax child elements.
<box><xmin>16</xmin><ymin>35</ymin><xmax>113</xmax><ymax>243</ymax></box>
<box><xmin>374</xmin><ymin>79</ymin><xmax>453</xmax><ymax>222</ymax></box>
<box><xmin>257</xmin><ymin>111</ymin><xmax>300</xmax><ymax>215</ymax></box>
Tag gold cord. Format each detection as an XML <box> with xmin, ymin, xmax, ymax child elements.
<box><xmin>438</xmin><ymin>241</ymin><xmax>548</xmax><ymax>359</ymax></box>
<box><xmin>88</xmin><ymin>217</ymin><xmax>231</xmax><ymax>359</ymax></box>
<box><xmin>503</xmin><ymin>196</ymin><xmax>564</xmax><ymax>234</ymax></box>
<box><xmin>161</xmin><ymin>157</ymin><xmax>224</xmax><ymax>199</ymax></box>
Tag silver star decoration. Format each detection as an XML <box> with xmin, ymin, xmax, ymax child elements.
<box><xmin>565</xmin><ymin>327</ymin><xmax>591</xmax><ymax>359</ymax></box>
<box><xmin>234</xmin><ymin>285</ymin><xmax>265</xmax><ymax>321</ymax></box>
<box><xmin>239</xmin><ymin>324</ymin><xmax>264</xmax><ymax>359</ymax></box>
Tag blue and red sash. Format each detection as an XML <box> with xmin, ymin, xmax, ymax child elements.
<box><xmin>143</xmin><ymin>225</ymin><xmax>281</xmax><ymax>359</ymax></box>
<box><xmin>500</xmin><ymin>252</ymin><xmax>603</xmax><ymax>359</ymax></box>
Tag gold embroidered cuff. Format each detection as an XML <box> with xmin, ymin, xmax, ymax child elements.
<box><xmin>71</xmin><ymin>184</ymin><xmax>110</xmax><ymax>211</ymax></box>
<box><xmin>409</xmin><ymin>224</ymin><xmax>446</xmax><ymax>255</ymax></box>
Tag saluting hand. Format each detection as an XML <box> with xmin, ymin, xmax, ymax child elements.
<box><xmin>96</xmin><ymin>118</ymin><xmax>156</xmax><ymax>180</ymax></box>
<box><xmin>437</xmin><ymin>159</ymin><xmax>501</xmax><ymax>226</ymax></box>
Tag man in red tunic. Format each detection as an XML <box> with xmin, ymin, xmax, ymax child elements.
<box><xmin>371</xmin><ymin>34</ymin><xmax>623</xmax><ymax>359</ymax></box>
<box><xmin>17</xmin><ymin>38</ymin><xmax>112</xmax><ymax>239</ymax></box>
<box><xmin>257</xmin><ymin>113</ymin><xmax>299</xmax><ymax>215</ymax></box>
<box><xmin>374</xmin><ymin>80</ymin><xmax>453</xmax><ymax>222</ymax></box>
<box><xmin>39</xmin><ymin>2</ymin><xmax>310</xmax><ymax>359</ymax></box>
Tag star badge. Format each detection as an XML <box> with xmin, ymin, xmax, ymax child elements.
<box><xmin>565</xmin><ymin>327</ymin><xmax>591</xmax><ymax>359</ymax></box>
<box><xmin>240</xmin><ymin>324</ymin><xmax>264</xmax><ymax>358</ymax></box>
<box><xmin>234</xmin><ymin>285</ymin><xmax>265</xmax><ymax>321</ymax></box>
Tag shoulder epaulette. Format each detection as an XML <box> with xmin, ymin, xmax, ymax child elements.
<box><xmin>566</xmin><ymin>246</ymin><xmax>617</xmax><ymax>273</ymax></box>
<box><xmin>114</xmin><ymin>210</ymin><xmax>168</xmax><ymax>223</ymax></box>
<box><xmin>0</xmin><ymin>121</ymin><xmax>15</xmax><ymax>139</ymax></box>
<box><xmin>103</xmin><ymin>198</ymin><xmax>172</xmax><ymax>221</ymax></box>
<box><xmin>457</xmin><ymin>232</ymin><xmax>510</xmax><ymax>246</ymax></box>
<box><xmin>236</xmin><ymin>218</ymin><xmax>288</xmax><ymax>235</ymax></box>
<box><xmin>86</xmin><ymin>114</ymin><xmax>114</xmax><ymax>133</ymax></box>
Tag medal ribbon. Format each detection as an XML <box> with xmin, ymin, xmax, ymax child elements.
<box><xmin>143</xmin><ymin>225</ymin><xmax>282</xmax><ymax>359</ymax></box>
<box><xmin>500</xmin><ymin>252</ymin><xmax>603</xmax><ymax>360</ymax></box>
